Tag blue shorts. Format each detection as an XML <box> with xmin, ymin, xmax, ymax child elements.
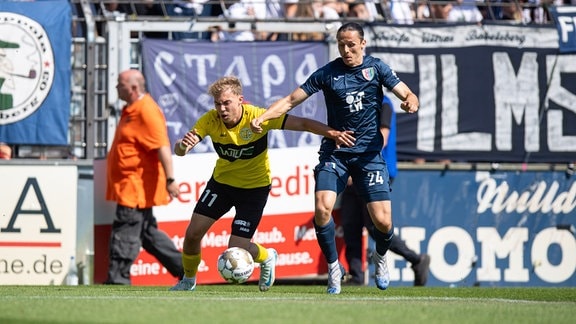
<box><xmin>314</xmin><ymin>151</ymin><xmax>391</xmax><ymax>202</ymax></box>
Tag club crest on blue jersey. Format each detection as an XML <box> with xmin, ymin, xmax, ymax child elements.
<box><xmin>362</xmin><ymin>67</ymin><xmax>375</xmax><ymax>81</ymax></box>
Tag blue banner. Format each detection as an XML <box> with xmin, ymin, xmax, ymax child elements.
<box><xmin>549</xmin><ymin>6</ymin><xmax>576</xmax><ymax>53</ymax></box>
<box><xmin>365</xmin><ymin>24</ymin><xmax>576</xmax><ymax>164</ymax></box>
<box><xmin>0</xmin><ymin>1</ymin><xmax>71</xmax><ymax>145</ymax></box>
<box><xmin>389</xmin><ymin>169</ymin><xmax>575</xmax><ymax>287</ymax></box>
<box><xmin>142</xmin><ymin>25</ymin><xmax>576</xmax><ymax>163</ymax></box>
<box><xmin>141</xmin><ymin>40</ymin><xmax>329</xmax><ymax>150</ymax></box>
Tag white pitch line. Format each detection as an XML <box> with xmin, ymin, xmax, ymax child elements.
<box><xmin>0</xmin><ymin>295</ymin><xmax>572</xmax><ymax>304</ymax></box>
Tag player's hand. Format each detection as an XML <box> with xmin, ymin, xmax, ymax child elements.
<box><xmin>401</xmin><ymin>100</ymin><xmax>419</xmax><ymax>114</ymax></box>
<box><xmin>333</xmin><ymin>130</ymin><xmax>355</xmax><ymax>149</ymax></box>
<box><xmin>176</xmin><ymin>129</ymin><xmax>199</xmax><ymax>156</ymax></box>
<box><xmin>250</xmin><ymin>118</ymin><xmax>264</xmax><ymax>134</ymax></box>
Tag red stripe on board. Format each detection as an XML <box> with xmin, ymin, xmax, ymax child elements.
<box><xmin>0</xmin><ymin>242</ymin><xmax>62</xmax><ymax>247</ymax></box>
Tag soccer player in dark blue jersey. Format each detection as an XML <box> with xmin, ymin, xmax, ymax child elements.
<box><xmin>251</xmin><ymin>22</ymin><xmax>419</xmax><ymax>294</ymax></box>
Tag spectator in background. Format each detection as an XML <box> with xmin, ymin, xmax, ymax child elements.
<box><xmin>290</xmin><ymin>2</ymin><xmax>329</xmax><ymax>41</ymax></box>
<box><xmin>169</xmin><ymin>0</ymin><xmax>212</xmax><ymax>40</ymax></box>
<box><xmin>420</xmin><ymin>0</ymin><xmax>455</xmax><ymax>22</ymax></box>
<box><xmin>211</xmin><ymin>0</ymin><xmax>267</xmax><ymax>41</ymax></box>
<box><xmin>388</xmin><ymin>0</ymin><xmax>417</xmax><ymax>24</ymax></box>
<box><xmin>348</xmin><ymin>1</ymin><xmax>376</xmax><ymax>21</ymax></box>
<box><xmin>261</xmin><ymin>0</ymin><xmax>300</xmax><ymax>41</ymax></box>
<box><xmin>104</xmin><ymin>69</ymin><xmax>183</xmax><ymax>285</ymax></box>
<box><xmin>0</xmin><ymin>142</ymin><xmax>11</xmax><ymax>160</ymax></box>
<box><xmin>340</xmin><ymin>95</ymin><xmax>431</xmax><ymax>286</ymax></box>
<box><xmin>448</xmin><ymin>0</ymin><xmax>484</xmax><ymax>22</ymax></box>
<box><xmin>499</xmin><ymin>0</ymin><xmax>524</xmax><ymax>22</ymax></box>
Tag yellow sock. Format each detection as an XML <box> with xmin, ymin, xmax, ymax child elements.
<box><xmin>182</xmin><ymin>252</ymin><xmax>201</xmax><ymax>278</ymax></box>
<box><xmin>253</xmin><ymin>243</ymin><xmax>269</xmax><ymax>263</ymax></box>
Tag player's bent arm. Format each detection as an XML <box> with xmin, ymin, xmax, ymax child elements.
<box><xmin>284</xmin><ymin>115</ymin><xmax>355</xmax><ymax>148</ymax></box>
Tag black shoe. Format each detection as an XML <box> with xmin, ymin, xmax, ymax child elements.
<box><xmin>412</xmin><ymin>254</ymin><xmax>430</xmax><ymax>286</ymax></box>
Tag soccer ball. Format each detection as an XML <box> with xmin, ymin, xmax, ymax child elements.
<box><xmin>217</xmin><ymin>247</ymin><xmax>255</xmax><ymax>284</ymax></box>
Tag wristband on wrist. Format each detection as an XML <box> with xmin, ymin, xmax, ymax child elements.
<box><xmin>166</xmin><ymin>178</ymin><xmax>175</xmax><ymax>185</ymax></box>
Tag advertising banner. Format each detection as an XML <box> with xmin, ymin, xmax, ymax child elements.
<box><xmin>0</xmin><ymin>165</ymin><xmax>78</xmax><ymax>285</ymax></box>
<box><xmin>93</xmin><ymin>147</ymin><xmax>575</xmax><ymax>286</ymax></box>
<box><xmin>389</xmin><ymin>168</ymin><xmax>575</xmax><ymax>287</ymax></box>
<box><xmin>92</xmin><ymin>147</ymin><xmax>352</xmax><ymax>286</ymax></box>
<box><xmin>0</xmin><ymin>1</ymin><xmax>71</xmax><ymax>145</ymax></box>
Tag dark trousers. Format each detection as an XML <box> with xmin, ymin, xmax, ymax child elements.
<box><xmin>106</xmin><ymin>204</ymin><xmax>183</xmax><ymax>284</ymax></box>
<box><xmin>340</xmin><ymin>184</ymin><xmax>419</xmax><ymax>283</ymax></box>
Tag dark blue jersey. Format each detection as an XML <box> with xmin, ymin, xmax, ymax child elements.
<box><xmin>300</xmin><ymin>55</ymin><xmax>401</xmax><ymax>154</ymax></box>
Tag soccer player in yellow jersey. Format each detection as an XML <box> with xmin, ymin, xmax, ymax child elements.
<box><xmin>170</xmin><ymin>76</ymin><xmax>355</xmax><ymax>292</ymax></box>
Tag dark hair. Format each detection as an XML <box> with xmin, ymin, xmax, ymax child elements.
<box><xmin>337</xmin><ymin>22</ymin><xmax>364</xmax><ymax>40</ymax></box>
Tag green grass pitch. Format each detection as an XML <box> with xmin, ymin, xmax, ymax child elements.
<box><xmin>0</xmin><ymin>284</ymin><xmax>575</xmax><ymax>323</ymax></box>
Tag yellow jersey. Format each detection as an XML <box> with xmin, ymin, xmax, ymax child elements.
<box><xmin>193</xmin><ymin>104</ymin><xmax>287</xmax><ymax>188</ymax></box>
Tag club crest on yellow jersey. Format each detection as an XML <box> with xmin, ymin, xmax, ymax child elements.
<box><xmin>239</xmin><ymin>127</ymin><xmax>253</xmax><ymax>141</ymax></box>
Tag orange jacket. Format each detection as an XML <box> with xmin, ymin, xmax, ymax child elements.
<box><xmin>106</xmin><ymin>94</ymin><xmax>170</xmax><ymax>208</ymax></box>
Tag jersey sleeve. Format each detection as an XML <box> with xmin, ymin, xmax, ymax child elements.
<box><xmin>375</xmin><ymin>59</ymin><xmax>401</xmax><ymax>91</ymax></box>
<box><xmin>300</xmin><ymin>67</ymin><xmax>325</xmax><ymax>96</ymax></box>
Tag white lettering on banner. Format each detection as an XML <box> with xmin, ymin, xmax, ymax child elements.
<box><xmin>130</xmin><ymin>258</ymin><xmax>210</xmax><ymax>276</ymax></box>
<box><xmin>294</xmin><ymin>225</ymin><xmax>317</xmax><ymax>242</ymax></box>
<box><xmin>476</xmin><ymin>177</ymin><xmax>576</xmax><ymax>214</ymax></box>
<box><xmin>224</xmin><ymin>56</ymin><xmax>251</xmax><ymax>86</ymax></box>
<box><xmin>262</xmin><ymin>55</ymin><xmax>285</xmax><ymax>98</ymax></box>
<box><xmin>557</xmin><ymin>15</ymin><xmax>576</xmax><ymax>43</ymax></box>
<box><xmin>419</xmin><ymin>226</ymin><xmax>575</xmax><ymax>284</ymax></box>
<box><xmin>440</xmin><ymin>54</ymin><xmax>491</xmax><ymax>151</ymax></box>
<box><xmin>545</xmin><ymin>55</ymin><xmax>576</xmax><ymax>151</ymax></box>
<box><xmin>202</xmin><ymin>231</ymin><xmax>231</xmax><ymax>248</ymax></box>
<box><xmin>182</xmin><ymin>54</ymin><xmax>217</xmax><ymax>87</ymax></box>
<box><xmin>532</xmin><ymin>227</ymin><xmax>576</xmax><ymax>283</ymax></box>
<box><xmin>253</xmin><ymin>227</ymin><xmax>286</xmax><ymax>244</ymax></box>
<box><xmin>427</xmin><ymin>226</ymin><xmax>476</xmax><ymax>282</ymax></box>
<box><xmin>476</xmin><ymin>227</ymin><xmax>529</xmax><ymax>282</ymax></box>
<box><xmin>494</xmin><ymin>52</ymin><xmax>540</xmax><ymax>152</ymax></box>
<box><xmin>389</xmin><ymin>227</ymin><xmax>427</xmax><ymax>282</ymax></box>
<box><xmin>373</xmin><ymin>50</ymin><xmax>576</xmax><ymax>154</ymax></box>
<box><xmin>154</xmin><ymin>51</ymin><xmax>176</xmax><ymax>85</ymax></box>
<box><xmin>130</xmin><ymin>259</ymin><xmax>161</xmax><ymax>277</ymax></box>
<box><xmin>157</xmin><ymin>50</ymin><xmax>320</xmax><ymax>95</ymax></box>
<box><xmin>277</xmin><ymin>252</ymin><xmax>314</xmax><ymax>266</ymax></box>
<box><xmin>0</xmin><ymin>166</ymin><xmax>77</xmax><ymax>285</ymax></box>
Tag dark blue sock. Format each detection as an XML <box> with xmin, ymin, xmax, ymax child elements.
<box><xmin>374</xmin><ymin>226</ymin><xmax>394</xmax><ymax>256</ymax></box>
<box><xmin>314</xmin><ymin>217</ymin><xmax>338</xmax><ymax>264</ymax></box>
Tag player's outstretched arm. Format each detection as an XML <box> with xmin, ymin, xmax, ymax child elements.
<box><xmin>251</xmin><ymin>88</ymin><xmax>309</xmax><ymax>134</ymax></box>
<box><xmin>392</xmin><ymin>82</ymin><xmax>419</xmax><ymax>114</ymax></box>
<box><xmin>174</xmin><ymin>129</ymin><xmax>200</xmax><ymax>156</ymax></box>
<box><xmin>284</xmin><ymin>115</ymin><xmax>355</xmax><ymax>149</ymax></box>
